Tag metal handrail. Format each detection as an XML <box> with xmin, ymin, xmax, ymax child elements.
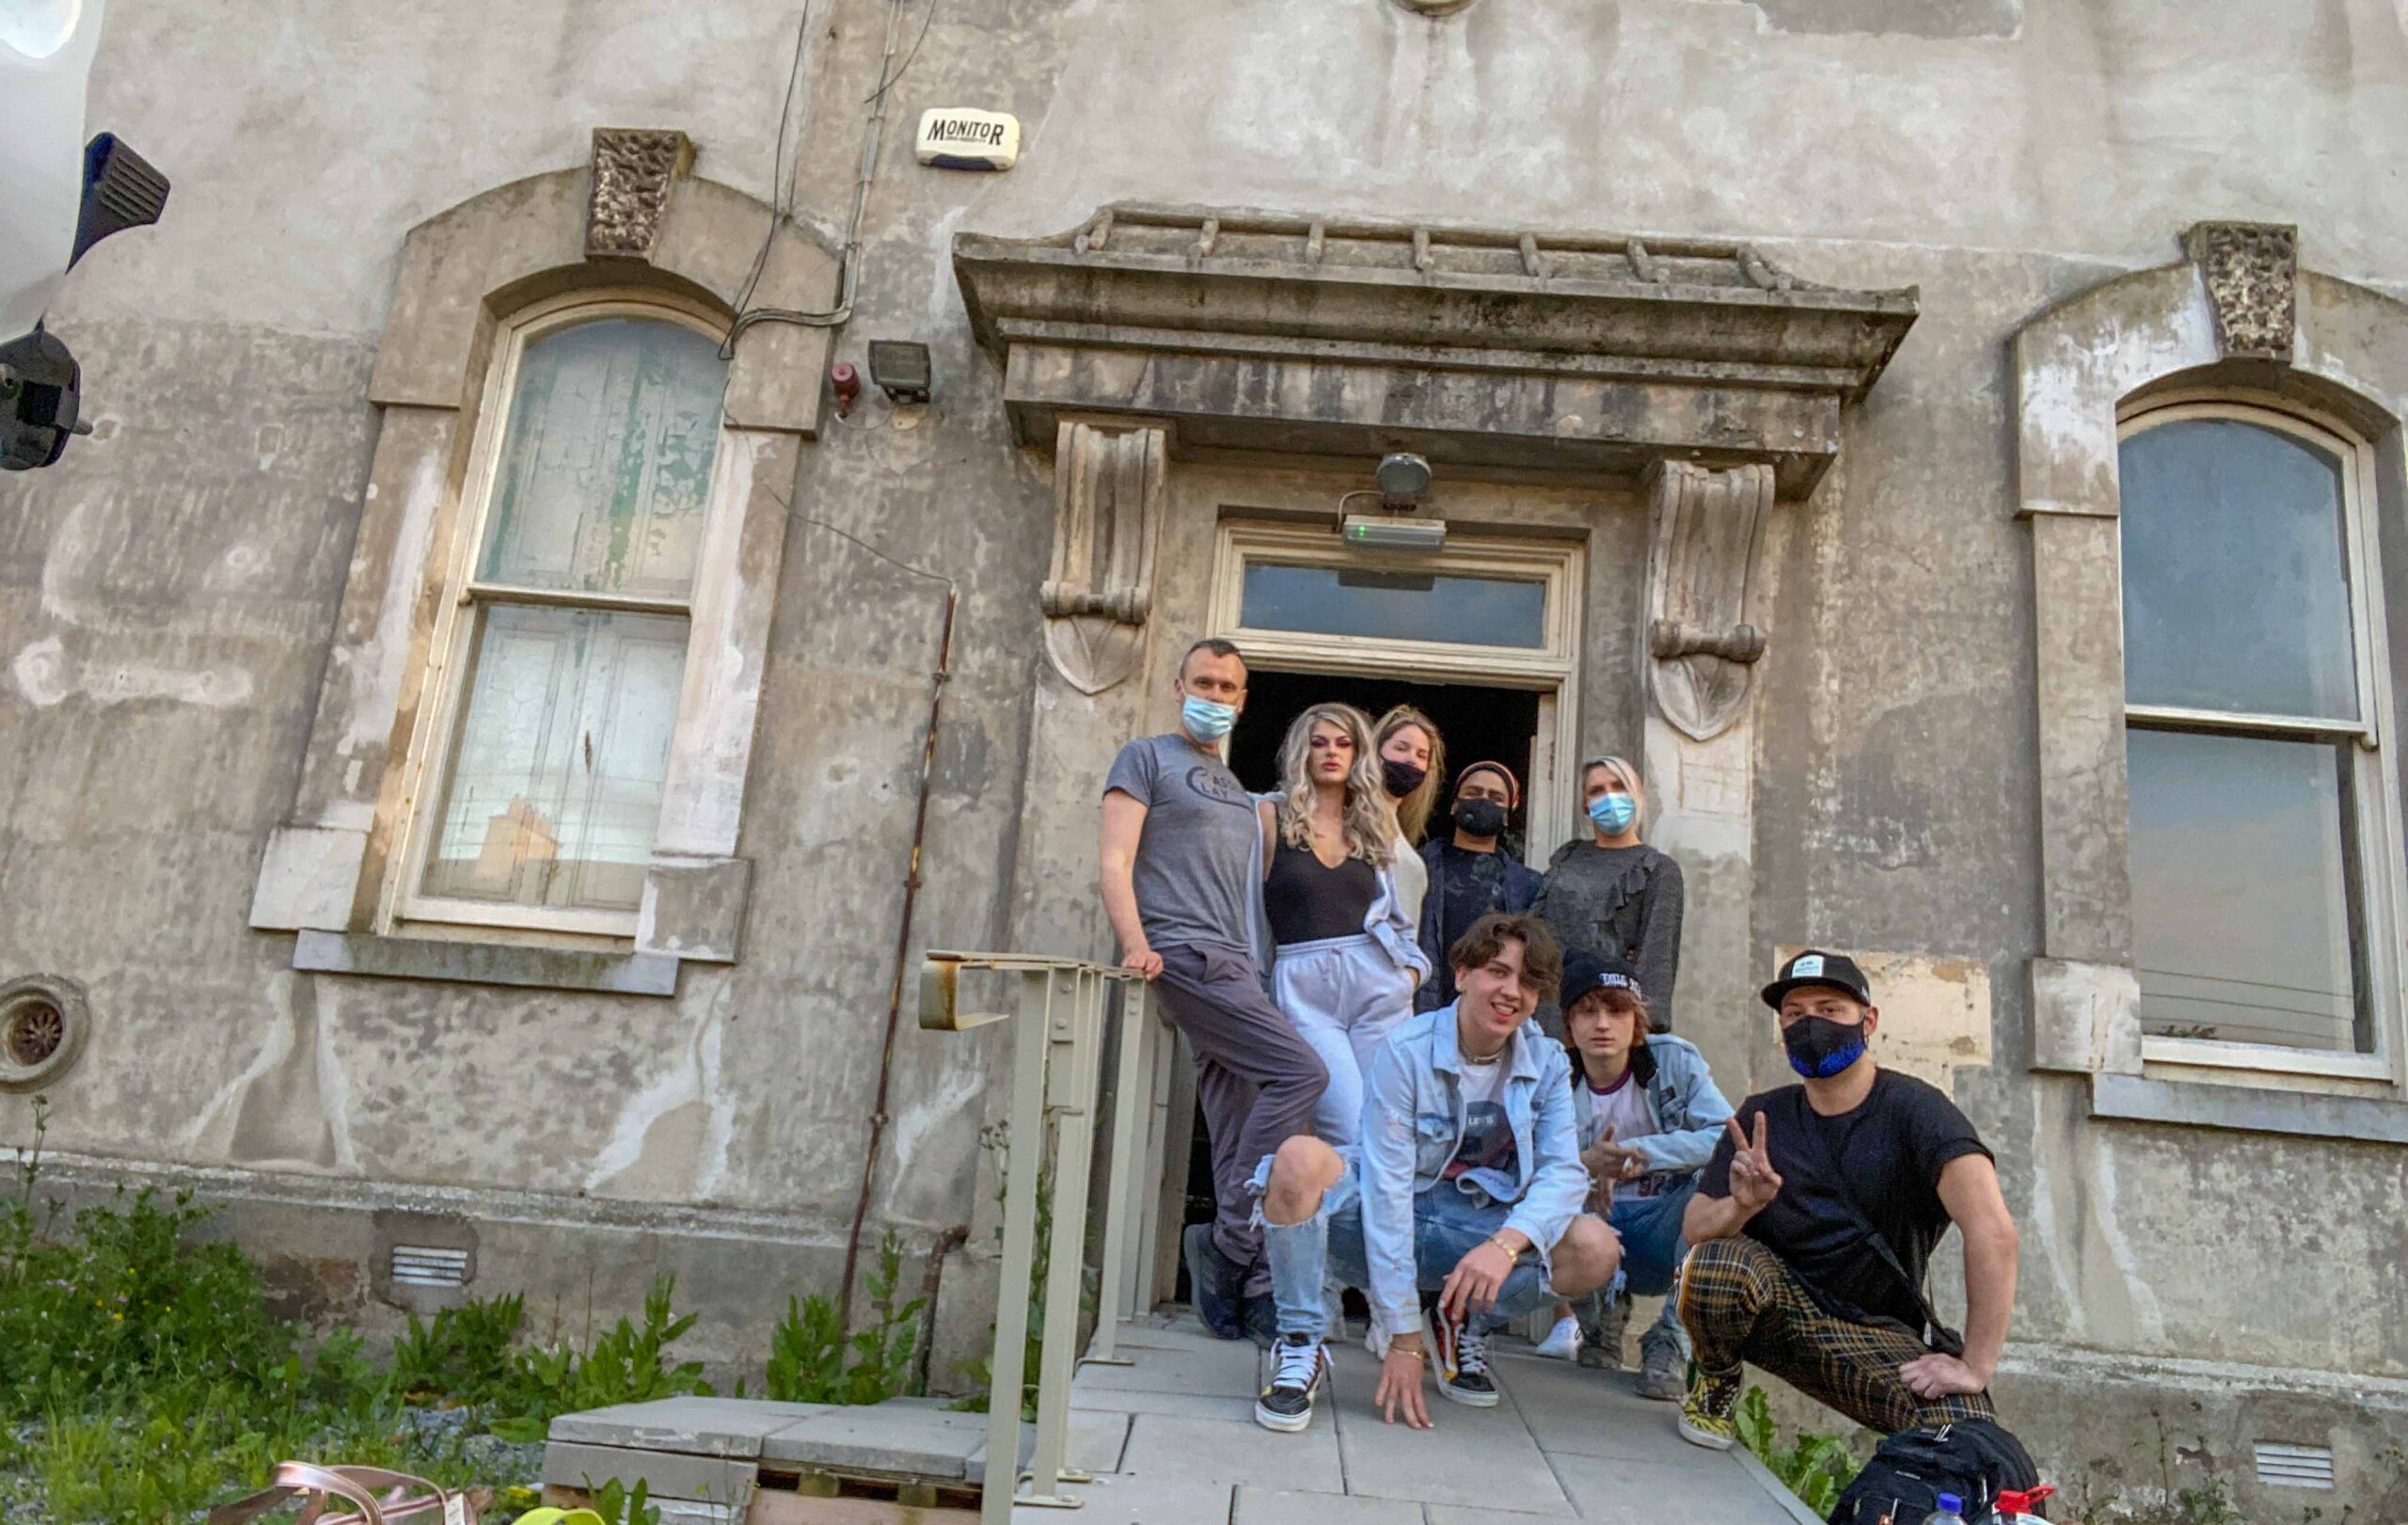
<box><xmin>920</xmin><ymin>950</ymin><xmax>1174</xmax><ymax>1521</ymax></box>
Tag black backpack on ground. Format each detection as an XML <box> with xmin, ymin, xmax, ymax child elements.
<box><xmin>1828</xmin><ymin>1419</ymin><xmax>2045</xmax><ymax>1523</ymax></box>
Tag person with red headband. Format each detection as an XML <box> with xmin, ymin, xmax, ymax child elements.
<box><xmin>1415</xmin><ymin>760</ymin><xmax>1544</xmax><ymax>1014</ymax></box>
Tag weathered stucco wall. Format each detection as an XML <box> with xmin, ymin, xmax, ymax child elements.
<box><xmin>6</xmin><ymin>0</ymin><xmax>2408</xmax><ymax>1509</ymax></box>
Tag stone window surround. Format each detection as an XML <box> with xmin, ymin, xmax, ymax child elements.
<box><xmin>2018</xmin><ymin>224</ymin><xmax>2408</xmax><ymax>1143</ymax></box>
<box><xmin>247</xmin><ymin>143</ymin><xmax>838</xmax><ymax>994</ymax></box>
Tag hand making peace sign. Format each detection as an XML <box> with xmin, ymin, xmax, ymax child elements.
<box><xmin>1724</xmin><ymin>1113</ymin><xmax>1783</xmax><ymax>1214</ymax></box>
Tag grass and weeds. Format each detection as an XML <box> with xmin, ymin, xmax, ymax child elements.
<box><xmin>0</xmin><ymin>1097</ymin><xmax>929</xmax><ymax>1525</ymax></box>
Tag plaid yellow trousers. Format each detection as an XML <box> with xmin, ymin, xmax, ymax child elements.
<box><xmin>1675</xmin><ymin>1235</ymin><xmax>1995</xmax><ymax>1434</ymax></box>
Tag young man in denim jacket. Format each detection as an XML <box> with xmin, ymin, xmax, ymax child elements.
<box><xmin>1551</xmin><ymin>949</ymin><xmax>1735</xmax><ymax>1398</ymax></box>
<box><xmin>1244</xmin><ymin>913</ymin><xmax>1621</xmax><ymax>1432</ymax></box>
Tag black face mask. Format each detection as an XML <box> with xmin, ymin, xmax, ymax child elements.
<box><xmin>1382</xmin><ymin>758</ymin><xmax>1429</xmax><ymax>798</ymax></box>
<box><xmin>1781</xmin><ymin>1015</ymin><xmax>1868</xmax><ymax>1079</ymax></box>
<box><xmin>1452</xmin><ymin>798</ymin><xmax>1508</xmax><ymax>838</ymax></box>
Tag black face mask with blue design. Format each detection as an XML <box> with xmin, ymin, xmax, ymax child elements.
<box><xmin>1781</xmin><ymin>1015</ymin><xmax>1867</xmax><ymax>1079</ymax></box>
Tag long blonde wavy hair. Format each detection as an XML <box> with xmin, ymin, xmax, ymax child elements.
<box><xmin>1275</xmin><ymin>704</ymin><xmax>1395</xmax><ymax>866</ymax></box>
<box><xmin>1375</xmin><ymin>706</ymin><xmax>1447</xmax><ymax>846</ymax></box>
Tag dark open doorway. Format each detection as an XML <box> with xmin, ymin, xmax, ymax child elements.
<box><xmin>1177</xmin><ymin>667</ymin><xmax>1545</xmax><ymax>1267</ymax></box>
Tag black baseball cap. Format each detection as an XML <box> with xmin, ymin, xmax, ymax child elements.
<box><xmin>1560</xmin><ymin>949</ymin><xmax>1644</xmax><ymax>1013</ymax></box>
<box><xmin>1759</xmin><ymin>949</ymin><xmax>1874</xmax><ymax>1009</ymax></box>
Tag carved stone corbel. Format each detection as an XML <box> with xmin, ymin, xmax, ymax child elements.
<box><xmin>587</xmin><ymin>128</ymin><xmax>694</xmax><ymax>261</ymax></box>
<box><xmin>2183</xmin><ymin>220</ymin><xmax>2297</xmax><ymax>361</ymax></box>
<box><xmin>1041</xmin><ymin>421</ymin><xmax>1168</xmax><ymax>694</ymax></box>
<box><xmin>1642</xmin><ymin>460</ymin><xmax>1775</xmax><ymax>741</ymax></box>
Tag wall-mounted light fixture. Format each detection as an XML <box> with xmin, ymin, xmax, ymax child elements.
<box><xmin>866</xmin><ymin>341</ymin><xmax>933</xmax><ymax>405</ymax></box>
<box><xmin>1342</xmin><ymin>452</ymin><xmax>1445</xmax><ymax>549</ymax></box>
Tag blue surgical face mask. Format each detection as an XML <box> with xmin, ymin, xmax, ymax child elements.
<box><xmin>1180</xmin><ymin>693</ymin><xmax>1237</xmax><ymax>742</ymax></box>
<box><xmin>1588</xmin><ymin>791</ymin><xmax>1636</xmax><ymax>834</ymax></box>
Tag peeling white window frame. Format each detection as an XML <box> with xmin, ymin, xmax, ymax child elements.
<box><xmin>380</xmin><ymin>288</ymin><xmax>734</xmax><ymax>942</ymax></box>
<box><xmin>2115</xmin><ymin>394</ymin><xmax>2407</xmax><ymax>1087</ymax></box>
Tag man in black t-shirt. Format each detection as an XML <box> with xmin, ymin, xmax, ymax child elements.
<box><xmin>1671</xmin><ymin>950</ymin><xmax>2022</xmax><ymax>1452</ymax></box>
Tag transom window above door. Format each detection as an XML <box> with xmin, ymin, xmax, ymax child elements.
<box><xmin>2117</xmin><ymin>402</ymin><xmax>2401</xmax><ymax>1077</ymax></box>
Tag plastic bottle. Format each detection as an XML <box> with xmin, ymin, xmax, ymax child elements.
<box><xmin>1922</xmin><ymin>1496</ymin><xmax>1968</xmax><ymax>1525</ymax></box>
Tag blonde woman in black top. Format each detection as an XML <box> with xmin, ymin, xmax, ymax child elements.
<box><xmin>1257</xmin><ymin>703</ymin><xmax>1431</xmax><ymax>1150</ymax></box>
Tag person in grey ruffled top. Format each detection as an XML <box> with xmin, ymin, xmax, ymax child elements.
<box><xmin>1532</xmin><ymin>755</ymin><xmax>1685</xmax><ymax>1034</ymax></box>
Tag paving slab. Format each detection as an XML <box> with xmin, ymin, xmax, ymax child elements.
<box><xmin>1546</xmin><ymin>1450</ymin><xmax>1803</xmax><ymax>1524</ymax></box>
<box><xmin>1071</xmin><ymin>1330</ymin><xmax>1265</xmax><ymax>1397</ymax></box>
<box><xmin>1074</xmin><ymin>1383</ymin><xmax>1262</xmax><ymax>1422</ymax></box>
<box><xmin>1017</xmin><ymin>1472</ymin><xmax>1233</xmax><ymax>1525</ymax></box>
<box><xmin>964</xmin><ymin>1409</ymin><xmax>1133</xmax><ymax>1485</ymax></box>
<box><xmin>1323</xmin><ymin>1343</ymin><xmax>1571</xmax><ymax>1517</ymax></box>
<box><xmin>547</xmin><ymin>1396</ymin><xmax>836</xmax><ymax>1457</ymax></box>
<box><xmin>1233</xmin><ymin>1485</ymin><xmax>1413</xmax><ymax>1523</ymax></box>
<box><xmin>1120</xmin><ymin>1411</ymin><xmax>1342</xmax><ymax>1493</ymax></box>
<box><xmin>758</xmin><ymin>1399</ymin><xmax>991</xmax><ymax>1479</ymax></box>
<box><xmin>1490</xmin><ymin>1353</ymin><xmax>1686</xmax><ymax>1462</ymax></box>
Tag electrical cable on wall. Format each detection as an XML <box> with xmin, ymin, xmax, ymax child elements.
<box><xmin>723</xmin><ymin>0</ymin><xmax>921</xmax><ymax>354</ymax></box>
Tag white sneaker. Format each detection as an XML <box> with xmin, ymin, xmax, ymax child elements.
<box><xmin>1533</xmin><ymin>1314</ymin><xmax>1582</xmax><ymax>1362</ymax></box>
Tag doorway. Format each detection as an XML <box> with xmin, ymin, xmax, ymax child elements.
<box><xmin>1229</xmin><ymin>670</ymin><xmax>1544</xmax><ymax>855</ymax></box>
<box><xmin>1178</xmin><ymin>667</ymin><xmax>1549</xmax><ymax>1263</ymax></box>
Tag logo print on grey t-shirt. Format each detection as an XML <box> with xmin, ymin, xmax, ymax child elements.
<box><xmin>1183</xmin><ymin>765</ymin><xmax>1253</xmax><ymax>810</ymax></box>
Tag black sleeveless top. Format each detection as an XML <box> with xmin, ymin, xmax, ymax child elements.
<box><xmin>1265</xmin><ymin>840</ymin><xmax>1379</xmax><ymax>946</ymax></box>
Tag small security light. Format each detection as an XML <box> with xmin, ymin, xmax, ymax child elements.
<box><xmin>1375</xmin><ymin>451</ymin><xmax>1432</xmax><ymax>507</ymax></box>
<box><xmin>865</xmin><ymin>341</ymin><xmax>933</xmax><ymax>405</ymax></box>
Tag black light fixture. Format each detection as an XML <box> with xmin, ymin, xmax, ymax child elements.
<box><xmin>1342</xmin><ymin>452</ymin><xmax>1445</xmax><ymax>549</ymax></box>
<box><xmin>866</xmin><ymin>341</ymin><xmax>933</xmax><ymax>405</ymax></box>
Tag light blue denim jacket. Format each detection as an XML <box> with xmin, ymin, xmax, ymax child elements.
<box><xmin>1567</xmin><ymin>1032</ymin><xmax>1735</xmax><ymax>1178</ymax></box>
<box><xmin>1244</xmin><ymin>797</ymin><xmax>1432</xmax><ymax>984</ymax></box>
<box><xmin>1355</xmin><ymin>1003</ymin><xmax>1589</xmax><ymax>1329</ymax></box>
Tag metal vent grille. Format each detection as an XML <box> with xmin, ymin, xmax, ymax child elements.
<box><xmin>389</xmin><ymin>1246</ymin><xmax>470</xmax><ymax>1290</ymax></box>
<box><xmin>2254</xmin><ymin>1442</ymin><xmax>2336</xmax><ymax>1490</ymax></box>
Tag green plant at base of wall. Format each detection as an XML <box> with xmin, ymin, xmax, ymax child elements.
<box><xmin>765</xmin><ymin>1230</ymin><xmax>926</xmax><ymax>1405</ymax></box>
<box><xmin>1735</xmin><ymin>1386</ymin><xmax>1863</xmax><ymax>1517</ymax></box>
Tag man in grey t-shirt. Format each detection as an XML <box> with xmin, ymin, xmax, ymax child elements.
<box><xmin>1100</xmin><ymin>637</ymin><xmax>1327</xmax><ymax>1342</ymax></box>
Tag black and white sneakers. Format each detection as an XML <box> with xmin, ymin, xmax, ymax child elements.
<box><xmin>1254</xmin><ymin>1332</ymin><xmax>1330</xmax><ymax>1432</ymax></box>
<box><xmin>1431</xmin><ymin>1304</ymin><xmax>1499</xmax><ymax>1407</ymax></box>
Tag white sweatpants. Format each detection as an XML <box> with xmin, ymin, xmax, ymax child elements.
<box><xmin>1270</xmin><ymin>933</ymin><xmax>1418</xmax><ymax>1149</ymax></box>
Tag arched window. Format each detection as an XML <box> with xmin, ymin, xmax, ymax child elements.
<box><xmin>400</xmin><ymin>295</ymin><xmax>729</xmax><ymax>930</ymax></box>
<box><xmin>2118</xmin><ymin>403</ymin><xmax>2384</xmax><ymax>1056</ymax></box>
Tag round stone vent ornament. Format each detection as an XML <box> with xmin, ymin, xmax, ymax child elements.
<box><xmin>1389</xmin><ymin>0</ymin><xmax>1482</xmax><ymax>13</ymax></box>
<box><xmin>0</xmin><ymin>975</ymin><xmax>89</xmax><ymax>1092</ymax></box>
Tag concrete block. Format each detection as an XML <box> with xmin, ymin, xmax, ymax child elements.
<box><xmin>293</xmin><ymin>929</ymin><xmax>678</xmax><ymax>996</ymax></box>
<box><xmin>1117</xmin><ymin>1412</ymin><xmax>1341</xmax><ymax>1492</ymax></box>
<box><xmin>541</xmin><ymin>1439</ymin><xmax>754</xmax><ymax>1504</ymax></box>
<box><xmin>248</xmin><ymin>825</ymin><xmax>366</xmax><ymax>930</ymax></box>
<box><xmin>1068</xmin><ymin>1335</ymin><xmax>1263</xmax><ymax>1398</ymax></box>
<box><xmin>1071</xmin><ymin>1387</ymin><xmax>1259</xmax><ymax>1423</ymax></box>
<box><xmin>2030</xmin><ymin>958</ymin><xmax>2143</xmax><ymax>1075</ymax></box>
<box><xmin>759</xmin><ymin>1399</ymin><xmax>992</xmax><ymax>1480</ymax></box>
<box><xmin>637</xmin><ymin>857</ymin><xmax>752</xmax><ymax>961</ymax></box>
<box><xmin>549</xmin><ymin>1397</ymin><xmax>838</xmax><ymax>1459</ymax></box>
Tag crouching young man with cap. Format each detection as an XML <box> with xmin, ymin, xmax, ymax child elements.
<box><xmin>1672</xmin><ymin>950</ymin><xmax>2020</xmax><ymax>1451</ymax></box>
<box><xmin>1244</xmin><ymin>913</ymin><xmax>1621</xmax><ymax>1433</ymax></box>
<box><xmin>1550</xmin><ymin>950</ymin><xmax>1735</xmax><ymax>1396</ymax></box>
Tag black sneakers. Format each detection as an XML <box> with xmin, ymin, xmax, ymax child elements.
<box><xmin>1254</xmin><ymin>1332</ymin><xmax>1329</xmax><ymax>1433</ymax></box>
<box><xmin>1184</xmin><ymin>1223</ymin><xmax>1245</xmax><ymax>1341</ymax></box>
<box><xmin>1431</xmin><ymin>1301</ymin><xmax>1499</xmax><ymax>1407</ymax></box>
